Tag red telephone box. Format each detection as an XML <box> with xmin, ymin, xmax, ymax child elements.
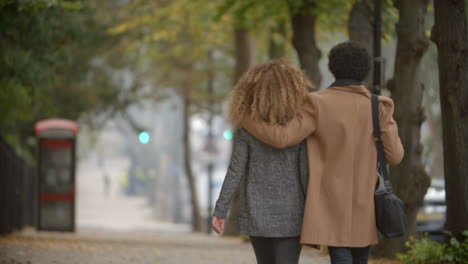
<box><xmin>35</xmin><ymin>119</ymin><xmax>78</xmax><ymax>231</ymax></box>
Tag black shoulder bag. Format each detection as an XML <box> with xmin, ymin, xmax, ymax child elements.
<box><xmin>371</xmin><ymin>94</ymin><xmax>406</xmax><ymax>238</ymax></box>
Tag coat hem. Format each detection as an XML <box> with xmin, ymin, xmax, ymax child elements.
<box><xmin>237</xmin><ymin>230</ymin><xmax>302</xmax><ymax>238</ymax></box>
<box><xmin>300</xmin><ymin>238</ymin><xmax>379</xmax><ymax>248</ymax></box>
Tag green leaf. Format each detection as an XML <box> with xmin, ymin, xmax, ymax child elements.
<box><xmin>462</xmin><ymin>230</ymin><xmax>468</xmax><ymax>237</ymax></box>
<box><xmin>450</xmin><ymin>237</ymin><xmax>460</xmax><ymax>247</ymax></box>
<box><xmin>57</xmin><ymin>1</ymin><xmax>83</xmax><ymax>11</ymax></box>
<box><xmin>213</xmin><ymin>0</ymin><xmax>236</xmax><ymax>21</ymax></box>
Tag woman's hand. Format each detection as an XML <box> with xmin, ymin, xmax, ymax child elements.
<box><xmin>212</xmin><ymin>216</ymin><xmax>225</xmax><ymax>235</ymax></box>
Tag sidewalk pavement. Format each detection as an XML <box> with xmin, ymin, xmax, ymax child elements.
<box><xmin>0</xmin><ymin>229</ymin><xmax>330</xmax><ymax>264</ymax></box>
<box><xmin>0</xmin><ymin>145</ymin><xmax>330</xmax><ymax>263</ymax></box>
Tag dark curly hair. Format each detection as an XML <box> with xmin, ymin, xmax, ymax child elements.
<box><xmin>328</xmin><ymin>41</ymin><xmax>371</xmax><ymax>81</ymax></box>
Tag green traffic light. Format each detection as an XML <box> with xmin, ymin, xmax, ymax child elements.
<box><xmin>139</xmin><ymin>131</ymin><xmax>150</xmax><ymax>144</ymax></box>
<box><xmin>223</xmin><ymin>130</ymin><xmax>233</xmax><ymax>140</ymax></box>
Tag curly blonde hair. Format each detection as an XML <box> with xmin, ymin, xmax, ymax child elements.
<box><xmin>229</xmin><ymin>59</ymin><xmax>313</xmax><ymax>127</ymax></box>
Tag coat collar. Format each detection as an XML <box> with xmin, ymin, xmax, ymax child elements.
<box><xmin>329</xmin><ymin>79</ymin><xmax>362</xmax><ymax>87</ymax></box>
<box><xmin>328</xmin><ymin>79</ymin><xmax>370</xmax><ymax>96</ymax></box>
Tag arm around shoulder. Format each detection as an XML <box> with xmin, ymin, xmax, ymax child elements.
<box><xmin>378</xmin><ymin>96</ymin><xmax>404</xmax><ymax>165</ymax></box>
<box><xmin>240</xmin><ymin>95</ymin><xmax>317</xmax><ymax>149</ymax></box>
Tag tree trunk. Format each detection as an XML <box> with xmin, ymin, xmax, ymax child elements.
<box><xmin>182</xmin><ymin>84</ymin><xmax>204</xmax><ymax>232</ymax></box>
<box><xmin>233</xmin><ymin>28</ymin><xmax>254</xmax><ymax>83</ymax></box>
<box><xmin>348</xmin><ymin>0</ymin><xmax>373</xmax><ymax>87</ymax></box>
<box><xmin>269</xmin><ymin>20</ymin><xmax>287</xmax><ymax>59</ymax></box>
<box><xmin>431</xmin><ymin>0</ymin><xmax>468</xmax><ymax>240</ymax></box>
<box><xmin>223</xmin><ymin>27</ymin><xmax>254</xmax><ymax>236</ymax></box>
<box><xmin>290</xmin><ymin>0</ymin><xmax>321</xmax><ymax>90</ymax></box>
<box><xmin>372</xmin><ymin>0</ymin><xmax>431</xmax><ymax>258</ymax></box>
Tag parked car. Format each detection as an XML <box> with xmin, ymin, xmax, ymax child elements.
<box><xmin>416</xmin><ymin>178</ymin><xmax>447</xmax><ymax>241</ymax></box>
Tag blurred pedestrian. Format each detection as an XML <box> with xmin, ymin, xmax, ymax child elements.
<box><xmin>212</xmin><ymin>59</ymin><xmax>313</xmax><ymax>264</ymax></box>
<box><xmin>103</xmin><ymin>171</ymin><xmax>110</xmax><ymax>197</ymax></box>
<box><xmin>242</xmin><ymin>41</ymin><xmax>404</xmax><ymax>264</ymax></box>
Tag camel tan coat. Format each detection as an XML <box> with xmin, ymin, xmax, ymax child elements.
<box><xmin>242</xmin><ymin>85</ymin><xmax>404</xmax><ymax>247</ymax></box>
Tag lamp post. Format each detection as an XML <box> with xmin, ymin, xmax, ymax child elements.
<box><xmin>205</xmin><ymin>57</ymin><xmax>216</xmax><ymax>233</ymax></box>
<box><xmin>205</xmin><ymin>132</ymin><xmax>215</xmax><ymax>233</ymax></box>
<box><xmin>373</xmin><ymin>0</ymin><xmax>382</xmax><ymax>95</ymax></box>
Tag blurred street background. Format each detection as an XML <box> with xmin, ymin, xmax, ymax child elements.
<box><xmin>1</xmin><ymin>0</ymin><xmax>467</xmax><ymax>263</ymax></box>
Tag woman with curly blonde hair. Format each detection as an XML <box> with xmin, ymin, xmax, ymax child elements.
<box><xmin>229</xmin><ymin>59</ymin><xmax>313</xmax><ymax>127</ymax></box>
<box><xmin>212</xmin><ymin>59</ymin><xmax>313</xmax><ymax>264</ymax></box>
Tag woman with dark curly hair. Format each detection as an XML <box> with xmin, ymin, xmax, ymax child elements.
<box><xmin>212</xmin><ymin>59</ymin><xmax>313</xmax><ymax>264</ymax></box>
<box><xmin>242</xmin><ymin>41</ymin><xmax>404</xmax><ymax>264</ymax></box>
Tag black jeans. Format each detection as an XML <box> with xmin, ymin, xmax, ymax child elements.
<box><xmin>250</xmin><ymin>236</ymin><xmax>302</xmax><ymax>264</ymax></box>
<box><xmin>328</xmin><ymin>246</ymin><xmax>370</xmax><ymax>264</ymax></box>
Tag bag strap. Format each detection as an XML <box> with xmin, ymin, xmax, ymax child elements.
<box><xmin>371</xmin><ymin>94</ymin><xmax>392</xmax><ymax>192</ymax></box>
<box><xmin>298</xmin><ymin>142</ymin><xmax>308</xmax><ymax>198</ymax></box>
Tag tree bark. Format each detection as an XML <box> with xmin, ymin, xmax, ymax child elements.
<box><xmin>290</xmin><ymin>0</ymin><xmax>321</xmax><ymax>90</ymax></box>
<box><xmin>348</xmin><ymin>0</ymin><xmax>373</xmax><ymax>87</ymax></box>
<box><xmin>182</xmin><ymin>84</ymin><xmax>204</xmax><ymax>232</ymax></box>
<box><xmin>268</xmin><ymin>20</ymin><xmax>287</xmax><ymax>59</ymax></box>
<box><xmin>431</xmin><ymin>0</ymin><xmax>468</xmax><ymax>240</ymax></box>
<box><xmin>233</xmin><ymin>28</ymin><xmax>254</xmax><ymax>84</ymax></box>
<box><xmin>223</xmin><ymin>27</ymin><xmax>254</xmax><ymax>236</ymax></box>
<box><xmin>372</xmin><ymin>0</ymin><xmax>431</xmax><ymax>258</ymax></box>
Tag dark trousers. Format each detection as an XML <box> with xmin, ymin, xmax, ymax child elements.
<box><xmin>250</xmin><ymin>236</ymin><xmax>302</xmax><ymax>264</ymax></box>
<box><xmin>328</xmin><ymin>246</ymin><xmax>370</xmax><ymax>264</ymax></box>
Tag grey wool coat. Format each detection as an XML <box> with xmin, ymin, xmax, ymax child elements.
<box><xmin>213</xmin><ymin>129</ymin><xmax>308</xmax><ymax>237</ymax></box>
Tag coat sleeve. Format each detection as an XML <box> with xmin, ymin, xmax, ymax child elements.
<box><xmin>213</xmin><ymin>130</ymin><xmax>249</xmax><ymax>219</ymax></box>
<box><xmin>240</xmin><ymin>96</ymin><xmax>317</xmax><ymax>149</ymax></box>
<box><xmin>378</xmin><ymin>96</ymin><xmax>405</xmax><ymax>165</ymax></box>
